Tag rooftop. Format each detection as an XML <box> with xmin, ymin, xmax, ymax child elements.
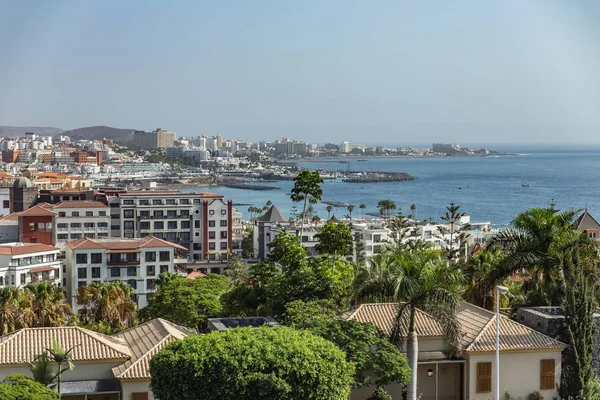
<box><xmin>207</xmin><ymin>317</ymin><xmax>281</xmax><ymax>332</ymax></box>
<box><xmin>0</xmin><ymin>242</ymin><xmax>59</xmax><ymax>256</ymax></box>
<box><xmin>67</xmin><ymin>236</ymin><xmax>187</xmax><ymax>251</ymax></box>
<box><xmin>53</xmin><ymin>201</ymin><xmax>108</xmax><ymax>209</ymax></box>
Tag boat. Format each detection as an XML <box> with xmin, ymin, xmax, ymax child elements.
<box><xmin>521</xmin><ymin>183</ymin><xmax>531</xmax><ymax>187</ymax></box>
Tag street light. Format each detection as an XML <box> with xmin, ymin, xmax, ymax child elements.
<box><xmin>495</xmin><ymin>285</ymin><xmax>509</xmax><ymax>400</ymax></box>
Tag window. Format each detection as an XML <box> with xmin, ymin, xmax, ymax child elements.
<box><xmin>127</xmin><ymin>267</ymin><xmax>137</xmax><ymax>277</ymax></box>
<box><xmin>166</xmin><ymin>199</ymin><xmax>176</xmax><ymax>205</ymax></box>
<box><xmin>193</xmin><ymin>243</ymin><xmax>201</xmax><ymax>250</ymax></box>
<box><xmin>2</xmin><ymin>200</ymin><xmax>8</xmax><ymax>208</ymax></box>
<box><xmin>78</xmin><ymin>281</ymin><xmax>87</xmax><ymax>288</ymax></box>
<box><xmin>78</xmin><ymin>268</ymin><xmax>87</xmax><ymax>279</ymax></box>
<box><xmin>181</xmin><ymin>221</ymin><xmax>190</xmax><ymax>229</ymax></box>
<box><xmin>76</xmin><ymin>254</ymin><xmax>88</xmax><ymax>264</ymax></box>
<box><xmin>85</xmin><ymin>211</ymin><xmax>93</xmax><ymax>217</ymax></box>
<box><xmin>145</xmin><ymin>252</ymin><xmax>156</xmax><ymax>262</ymax></box>
<box><xmin>70</xmin><ymin>233</ymin><xmax>82</xmax><ymax>240</ymax></box>
<box><xmin>0</xmin><ymin>276</ymin><xmax>3</xmax><ymax>285</ymax></box>
<box><xmin>99</xmin><ymin>211</ymin><xmax>106</xmax><ymax>216</ymax></box>
<box><xmin>220</xmin><ymin>220</ymin><xmax>228</xmax><ymax>227</ymax></box>
<box><xmin>35</xmin><ymin>255</ymin><xmax>43</xmax><ymax>263</ymax></box>
<box><xmin>111</xmin><ymin>268</ymin><xmax>121</xmax><ymax>277</ymax></box>
<box><xmin>194</xmin><ymin>199</ymin><xmax>201</xmax><ymax>204</ymax></box>
<box><xmin>167</xmin><ymin>210</ymin><xmax>177</xmax><ymax>218</ymax></box>
<box><xmin>477</xmin><ymin>362</ymin><xmax>492</xmax><ymax>393</ymax></box>
<box><xmin>123</xmin><ymin>199</ymin><xmax>134</xmax><ymax>205</ymax></box>
<box><xmin>71</xmin><ymin>223</ymin><xmax>81</xmax><ymax>229</ymax></box>
<box><xmin>180</xmin><ymin>199</ymin><xmax>190</xmax><ymax>205</ymax></box>
<box><xmin>29</xmin><ymin>223</ymin><xmax>36</xmax><ymax>231</ymax></box>
<box><xmin>181</xmin><ymin>232</ymin><xmax>190</xmax><ymax>241</ymax></box>
<box><xmin>124</xmin><ymin>221</ymin><xmax>134</xmax><ymax>230</ymax></box>
<box><xmin>98</xmin><ymin>222</ymin><xmax>108</xmax><ymax>228</ymax></box>
<box><xmin>180</xmin><ymin>210</ymin><xmax>189</xmax><ymax>217</ymax></box>
<box><xmin>153</xmin><ymin>199</ymin><xmax>163</xmax><ymax>205</ymax></box>
<box><xmin>159</xmin><ymin>251</ymin><xmax>170</xmax><ymax>261</ymax></box>
<box><xmin>195</xmin><ymin>220</ymin><xmax>200</xmax><ymax>228</ymax></box>
<box><xmin>57</xmin><ymin>223</ymin><xmax>68</xmax><ymax>229</ymax></box>
<box><xmin>154</xmin><ymin>221</ymin><xmax>164</xmax><ymax>229</ymax></box>
<box><xmin>209</xmin><ymin>242</ymin><xmax>215</xmax><ymax>250</ymax></box>
<box><xmin>91</xmin><ymin>267</ymin><xmax>100</xmax><ymax>279</ymax></box>
<box><xmin>57</xmin><ymin>234</ymin><xmax>68</xmax><ymax>240</ymax></box>
<box><xmin>540</xmin><ymin>359</ymin><xmax>555</xmax><ymax>390</ymax></box>
<box><xmin>72</xmin><ymin>211</ymin><xmax>80</xmax><ymax>217</ymax></box>
<box><xmin>168</xmin><ymin>221</ymin><xmax>177</xmax><ymax>229</ymax></box>
<box><xmin>153</xmin><ymin>210</ymin><xmax>163</xmax><ymax>218</ymax></box>
<box><xmin>208</xmin><ymin>220</ymin><xmax>215</xmax><ymax>227</ymax></box>
<box><xmin>20</xmin><ymin>273</ymin><xmax>25</xmax><ymax>285</ymax></box>
<box><xmin>91</xmin><ymin>253</ymin><xmax>102</xmax><ymax>264</ymax></box>
<box><xmin>220</xmin><ymin>231</ymin><xmax>227</xmax><ymax>239</ymax></box>
<box><xmin>209</xmin><ymin>231</ymin><xmax>215</xmax><ymax>239</ymax></box>
<box><xmin>166</xmin><ymin>232</ymin><xmax>176</xmax><ymax>241</ymax></box>
<box><xmin>146</xmin><ymin>279</ymin><xmax>155</xmax><ymax>290</ymax></box>
<box><xmin>58</xmin><ymin>212</ymin><xmax>66</xmax><ymax>217</ymax></box>
<box><xmin>84</xmin><ymin>222</ymin><xmax>95</xmax><ymax>229</ymax></box>
<box><xmin>160</xmin><ymin>265</ymin><xmax>169</xmax><ymax>273</ymax></box>
<box><xmin>124</xmin><ymin>210</ymin><xmax>134</xmax><ymax>218</ymax></box>
<box><xmin>139</xmin><ymin>200</ymin><xmax>149</xmax><ymax>206</ymax></box>
<box><xmin>46</xmin><ymin>222</ymin><xmax>52</xmax><ymax>231</ymax></box>
<box><xmin>140</xmin><ymin>222</ymin><xmax>150</xmax><ymax>230</ymax></box>
<box><xmin>220</xmin><ymin>242</ymin><xmax>227</xmax><ymax>250</ymax></box>
<box><xmin>38</xmin><ymin>222</ymin><xmax>45</xmax><ymax>231</ymax></box>
<box><xmin>147</xmin><ymin>265</ymin><xmax>155</xmax><ymax>276</ymax></box>
<box><xmin>140</xmin><ymin>211</ymin><xmax>150</xmax><ymax>217</ymax></box>
<box><xmin>111</xmin><ymin>225</ymin><xmax>120</xmax><ymax>231</ymax></box>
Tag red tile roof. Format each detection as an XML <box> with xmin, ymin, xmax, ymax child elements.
<box><xmin>67</xmin><ymin>236</ymin><xmax>187</xmax><ymax>251</ymax></box>
<box><xmin>53</xmin><ymin>201</ymin><xmax>108</xmax><ymax>209</ymax></box>
<box><xmin>0</xmin><ymin>243</ymin><xmax>59</xmax><ymax>256</ymax></box>
<box><xmin>18</xmin><ymin>205</ymin><xmax>56</xmax><ymax>217</ymax></box>
<box><xmin>186</xmin><ymin>271</ymin><xmax>206</xmax><ymax>279</ymax></box>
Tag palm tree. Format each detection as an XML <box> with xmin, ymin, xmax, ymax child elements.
<box><xmin>25</xmin><ymin>282</ymin><xmax>71</xmax><ymax>328</ymax></box>
<box><xmin>326</xmin><ymin>205</ymin><xmax>333</xmax><ymax>218</ymax></box>
<box><xmin>463</xmin><ymin>248</ymin><xmax>504</xmax><ymax>310</ymax></box>
<box><xmin>290</xmin><ymin>170</ymin><xmax>324</xmax><ymax>242</ymax></box>
<box><xmin>46</xmin><ymin>340</ymin><xmax>78</xmax><ymax>394</ymax></box>
<box><xmin>377</xmin><ymin>199</ymin><xmax>396</xmax><ymax>219</ymax></box>
<box><xmin>0</xmin><ymin>287</ymin><xmax>34</xmax><ymax>335</ymax></box>
<box><xmin>359</xmin><ymin>203</ymin><xmax>366</xmax><ymax>220</ymax></box>
<box><xmin>29</xmin><ymin>353</ymin><xmax>56</xmax><ymax>387</ymax></box>
<box><xmin>354</xmin><ymin>252</ymin><xmax>399</xmax><ymax>303</ymax></box>
<box><xmin>486</xmin><ymin>206</ymin><xmax>583</xmax><ymax>298</ymax></box>
<box><xmin>76</xmin><ymin>281</ymin><xmax>137</xmax><ymax>331</ymax></box>
<box><xmin>347</xmin><ymin>205</ymin><xmax>355</xmax><ymax>220</ymax></box>
<box><xmin>355</xmin><ymin>250</ymin><xmax>463</xmax><ymax>400</ymax></box>
<box><xmin>410</xmin><ymin>204</ymin><xmax>417</xmax><ymax>220</ymax></box>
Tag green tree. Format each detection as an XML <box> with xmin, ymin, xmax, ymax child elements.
<box><xmin>241</xmin><ymin>226</ymin><xmax>254</xmax><ymax>258</ymax></box>
<box><xmin>354</xmin><ymin>231</ymin><xmax>366</xmax><ymax>266</ymax></box>
<box><xmin>409</xmin><ymin>203</ymin><xmax>417</xmax><ymax>220</ymax></box>
<box><xmin>150</xmin><ymin>326</ymin><xmax>355</xmax><ymax>400</ymax></box>
<box><xmin>222</xmin><ymin>262</ymin><xmax>280</xmax><ymax>316</ymax></box>
<box><xmin>76</xmin><ymin>281</ymin><xmax>137</xmax><ymax>332</ymax></box>
<box><xmin>285</xmin><ymin>300</ymin><xmax>410</xmax><ymax>389</ymax></box>
<box><xmin>439</xmin><ymin>202</ymin><xmax>470</xmax><ymax>262</ymax></box>
<box><xmin>268</xmin><ymin>231</ymin><xmax>307</xmax><ymax>268</ymax></box>
<box><xmin>0</xmin><ymin>374</ymin><xmax>59</xmax><ymax>400</ymax></box>
<box><xmin>0</xmin><ymin>287</ymin><xmax>34</xmax><ymax>335</ymax></box>
<box><xmin>463</xmin><ymin>248</ymin><xmax>505</xmax><ymax>310</ymax></box>
<box><xmin>377</xmin><ymin>199</ymin><xmax>396</xmax><ymax>219</ymax></box>
<box><xmin>45</xmin><ymin>340</ymin><xmax>77</xmax><ymax>395</ymax></box>
<box><xmin>29</xmin><ymin>354</ymin><xmax>55</xmax><ymax>388</ymax></box>
<box><xmin>326</xmin><ymin>205</ymin><xmax>333</xmax><ymax>218</ymax></box>
<box><xmin>355</xmin><ymin>250</ymin><xmax>464</xmax><ymax>400</ymax></box>
<box><xmin>347</xmin><ymin>204</ymin><xmax>355</xmax><ymax>220</ymax></box>
<box><xmin>25</xmin><ymin>283</ymin><xmax>71</xmax><ymax>328</ymax></box>
<box><xmin>559</xmin><ymin>246</ymin><xmax>599</xmax><ymax>399</ymax></box>
<box><xmin>315</xmin><ymin>221</ymin><xmax>353</xmax><ymax>258</ymax></box>
<box><xmin>290</xmin><ymin>170</ymin><xmax>324</xmax><ymax>242</ymax></box>
<box><xmin>142</xmin><ymin>274</ymin><xmax>227</xmax><ymax>330</ymax></box>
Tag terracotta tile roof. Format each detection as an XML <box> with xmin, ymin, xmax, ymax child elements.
<box><xmin>18</xmin><ymin>205</ymin><xmax>56</xmax><ymax>217</ymax></box>
<box><xmin>345</xmin><ymin>302</ymin><xmax>567</xmax><ymax>353</ymax></box>
<box><xmin>67</xmin><ymin>236</ymin><xmax>187</xmax><ymax>251</ymax></box>
<box><xmin>0</xmin><ymin>243</ymin><xmax>59</xmax><ymax>256</ymax></box>
<box><xmin>194</xmin><ymin>192</ymin><xmax>224</xmax><ymax>198</ymax></box>
<box><xmin>120</xmin><ymin>191</ymin><xmax>182</xmax><ymax>196</ymax></box>
<box><xmin>113</xmin><ymin>319</ymin><xmax>194</xmax><ymax>380</ymax></box>
<box><xmin>0</xmin><ymin>327</ymin><xmax>131</xmax><ymax>365</ymax></box>
<box><xmin>53</xmin><ymin>201</ymin><xmax>108</xmax><ymax>209</ymax></box>
<box><xmin>186</xmin><ymin>271</ymin><xmax>206</xmax><ymax>279</ymax></box>
<box><xmin>345</xmin><ymin>303</ymin><xmax>444</xmax><ymax>337</ymax></box>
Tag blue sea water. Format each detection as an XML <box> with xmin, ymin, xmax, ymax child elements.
<box><xmin>184</xmin><ymin>150</ymin><xmax>600</xmax><ymax>226</ymax></box>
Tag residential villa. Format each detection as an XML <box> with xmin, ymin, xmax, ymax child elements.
<box><xmin>0</xmin><ymin>318</ymin><xmax>192</xmax><ymax>400</ymax></box>
<box><xmin>346</xmin><ymin>302</ymin><xmax>566</xmax><ymax>400</ymax></box>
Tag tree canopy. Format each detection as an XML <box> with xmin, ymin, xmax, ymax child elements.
<box><xmin>150</xmin><ymin>326</ymin><xmax>355</xmax><ymax>400</ymax></box>
<box><xmin>315</xmin><ymin>221</ymin><xmax>353</xmax><ymax>257</ymax></box>
<box><xmin>0</xmin><ymin>374</ymin><xmax>59</xmax><ymax>400</ymax></box>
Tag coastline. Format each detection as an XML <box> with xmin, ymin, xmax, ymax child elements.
<box><xmin>276</xmin><ymin>153</ymin><xmax>512</xmax><ymax>163</ymax></box>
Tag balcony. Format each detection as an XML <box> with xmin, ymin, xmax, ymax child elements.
<box><xmin>107</xmin><ymin>259</ymin><xmax>140</xmax><ymax>266</ymax></box>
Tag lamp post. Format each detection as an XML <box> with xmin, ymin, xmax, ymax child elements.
<box><xmin>495</xmin><ymin>285</ymin><xmax>509</xmax><ymax>400</ymax></box>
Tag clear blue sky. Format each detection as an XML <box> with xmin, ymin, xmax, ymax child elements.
<box><xmin>1</xmin><ymin>0</ymin><xmax>599</xmax><ymax>144</ymax></box>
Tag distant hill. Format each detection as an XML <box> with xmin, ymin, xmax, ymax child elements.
<box><xmin>59</xmin><ymin>126</ymin><xmax>136</xmax><ymax>144</ymax></box>
<box><xmin>0</xmin><ymin>126</ymin><xmax>64</xmax><ymax>137</ymax></box>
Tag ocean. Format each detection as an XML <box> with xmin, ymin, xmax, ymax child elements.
<box><xmin>183</xmin><ymin>150</ymin><xmax>600</xmax><ymax>227</ymax></box>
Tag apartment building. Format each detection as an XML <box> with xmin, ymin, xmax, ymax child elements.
<box><xmin>54</xmin><ymin>201</ymin><xmax>110</xmax><ymax>244</ymax></box>
<box><xmin>64</xmin><ymin>236</ymin><xmax>188</xmax><ymax>309</ymax></box>
<box><xmin>118</xmin><ymin>191</ymin><xmax>232</xmax><ymax>262</ymax></box>
<box><xmin>0</xmin><ymin>242</ymin><xmax>62</xmax><ymax>288</ymax></box>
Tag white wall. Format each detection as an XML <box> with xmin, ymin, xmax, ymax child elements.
<box><xmin>0</xmin><ymin>361</ymin><xmax>124</xmax><ymax>381</ymax></box>
<box><xmin>121</xmin><ymin>380</ymin><xmax>154</xmax><ymax>400</ymax></box>
<box><xmin>466</xmin><ymin>351</ymin><xmax>562</xmax><ymax>400</ymax></box>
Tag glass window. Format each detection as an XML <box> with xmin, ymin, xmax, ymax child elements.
<box><xmin>180</xmin><ymin>210</ymin><xmax>189</xmax><ymax>217</ymax></box>
<box><xmin>111</xmin><ymin>268</ymin><xmax>121</xmax><ymax>277</ymax></box>
<box><xmin>91</xmin><ymin>253</ymin><xmax>102</xmax><ymax>264</ymax></box>
<box><xmin>181</xmin><ymin>232</ymin><xmax>190</xmax><ymax>241</ymax></box>
<box><xmin>140</xmin><ymin>211</ymin><xmax>150</xmax><ymax>217</ymax></box>
<box><xmin>140</xmin><ymin>222</ymin><xmax>150</xmax><ymax>230</ymax></box>
<box><xmin>71</xmin><ymin>223</ymin><xmax>81</xmax><ymax>228</ymax></box>
<box><xmin>159</xmin><ymin>252</ymin><xmax>170</xmax><ymax>261</ymax></box>
<box><xmin>166</xmin><ymin>199</ymin><xmax>176</xmax><ymax>205</ymax></box>
<box><xmin>127</xmin><ymin>267</ymin><xmax>137</xmax><ymax>276</ymax></box>
<box><xmin>70</xmin><ymin>233</ymin><xmax>82</xmax><ymax>240</ymax></box>
<box><xmin>35</xmin><ymin>255</ymin><xmax>43</xmax><ymax>263</ymax></box>
<box><xmin>168</xmin><ymin>221</ymin><xmax>177</xmax><ymax>229</ymax></box>
<box><xmin>78</xmin><ymin>268</ymin><xmax>87</xmax><ymax>279</ymax></box>
<box><xmin>180</xmin><ymin>199</ymin><xmax>190</xmax><ymax>205</ymax></box>
<box><xmin>127</xmin><ymin>279</ymin><xmax>137</xmax><ymax>290</ymax></box>
<box><xmin>166</xmin><ymin>232</ymin><xmax>176</xmax><ymax>241</ymax></box>
<box><xmin>195</xmin><ymin>220</ymin><xmax>200</xmax><ymax>228</ymax></box>
<box><xmin>123</xmin><ymin>210</ymin><xmax>134</xmax><ymax>218</ymax></box>
<box><xmin>57</xmin><ymin>223</ymin><xmax>68</xmax><ymax>229</ymax></box>
<box><xmin>194</xmin><ymin>199</ymin><xmax>201</xmax><ymax>204</ymax></box>
<box><xmin>99</xmin><ymin>211</ymin><xmax>106</xmax><ymax>216</ymax></box>
<box><xmin>209</xmin><ymin>242</ymin><xmax>215</xmax><ymax>250</ymax></box>
<box><xmin>153</xmin><ymin>210</ymin><xmax>164</xmax><ymax>218</ymax></box>
<box><xmin>220</xmin><ymin>242</ymin><xmax>228</xmax><ymax>250</ymax></box>
<box><xmin>58</xmin><ymin>212</ymin><xmax>66</xmax><ymax>217</ymax></box>
<box><xmin>78</xmin><ymin>281</ymin><xmax>87</xmax><ymax>288</ymax></box>
<box><xmin>153</xmin><ymin>199</ymin><xmax>163</xmax><ymax>205</ymax></box>
<box><xmin>57</xmin><ymin>234</ymin><xmax>68</xmax><ymax>240</ymax></box>
<box><xmin>85</xmin><ymin>211</ymin><xmax>93</xmax><ymax>217</ymax></box>
<box><xmin>209</xmin><ymin>231</ymin><xmax>215</xmax><ymax>239</ymax></box>
<box><xmin>146</xmin><ymin>251</ymin><xmax>157</xmax><ymax>262</ymax></box>
<box><xmin>72</xmin><ymin>211</ymin><xmax>79</xmax><ymax>217</ymax></box>
<box><xmin>46</xmin><ymin>222</ymin><xmax>53</xmax><ymax>231</ymax></box>
<box><xmin>154</xmin><ymin>221</ymin><xmax>164</xmax><ymax>229</ymax></box>
<box><xmin>146</xmin><ymin>265</ymin><xmax>155</xmax><ymax>276</ymax></box>
<box><xmin>20</xmin><ymin>273</ymin><xmax>25</xmax><ymax>285</ymax></box>
<box><xmin>124</xmin><ymin>221</ymin><xmax>134</xmax><ymax>230</ymax></box>
<box><xmin>220</xmin><ymin>231</ymin><xmax>227</xmax><ymax>239</ymax></box>
<box><xmin>167</xmin><ymin>210</ymin><xmax>177</xmax><ymax>218</ymax></box>
<box><xmin>139</xmin><ymin>200</ymin><xmax>149</xmax><ymax>206</ymax></box>
<box><xmin>38</xmin><ymin>223</ymin><xmax>45</xmax><ymax>231</ymax></box>
<box><xmin>181</xmin><ymin>221</ymin><xmax>190</xmax><ymax>229</ymax></box>
<box><xmin>84</xmin><ymin>222</ymin><xmax>95</xmax><ymax>229</ymax></box>
<box><xmin>209</xmin><ymin>220</ymin><xmax>215</xmax><ymax>227</ymax></box>
<box><xmin>29</xmin><ymin>223</ymin><xmax>36</xmax><ymax>231</ymax></box>
<box><xmin>147</xmin><ymin>279</ymin><xmax>155</xmax><ymax>290</ymax></box>
<box><xmin>76</xmin><ymin>254</ymin><xmax>88</xmax><ymax>264</ymax></box>
<box><xmin>160</xmin><ymin>265</ymin><xmax>169</xmax><ymax>273</ymax></box>
<box><xmin>91</xmin><ymin>267</ymin><xmax>100</xmax><ymax>279</ymax></box>
<box><xmin>220</xmin><ymin>220</ymin><xmax>228</xmax><ymax>227</ymax></box>
<box><xmin>123</xmin><ymin>199</ymin><xmax>134</xmax><ymax>205</ymax></box>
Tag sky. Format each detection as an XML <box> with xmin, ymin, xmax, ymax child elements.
<box><xmin>1</xmin><ymin>1</ymin><xmax>600</xmax><ymax>145</ymax></box>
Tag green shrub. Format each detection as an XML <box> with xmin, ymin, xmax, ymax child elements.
<box><xmin>369</xmin><ymin>387</ymin><xmax>393</xmax><ymax>400</ymax></box>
